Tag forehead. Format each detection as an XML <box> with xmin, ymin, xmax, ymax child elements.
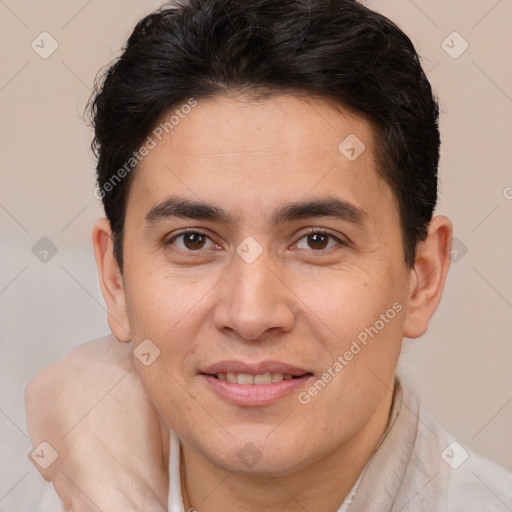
<box><xmin>127</xmin><ymin>93</ymin><xmax>395</xmax><ymax>227</ymax></box>
<box><xmin>149</xmin><ymin>93</ymin><xmax>372</xmax><ymax>165</ymax></box>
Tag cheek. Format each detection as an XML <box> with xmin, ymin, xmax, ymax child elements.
<box><xmin>123</xmin><ymin>259</ymin><xmax>214</xmax><ymax>339</ymax></box>
<box><xmin>123</xmin><ymin>274</ymin><xmax>205</xmax><ymax>420</ymax></box>
<box><xmin>295</xmin><ymin>270</ymin><xmax>405</xmax><ymax>431</ymax></box>
<box><xmin>299</xmin><ymin>263</ymin><xmax>407</xmax><ymax>400</ymax></box>
<box><xmin>297</xmin><ymin>262</ymin><xmax>404</xmax><ymax>337</ymax></box>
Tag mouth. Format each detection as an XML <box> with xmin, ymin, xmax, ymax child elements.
<box><xmin>203</xmin><ymin>372</ymin><xmax>308</xmax><ymax>385</ymax></box>
<box><xmin>199</xmin><ymin>361</ymin><xmax>314</xmax><ymax>406</ymax></box>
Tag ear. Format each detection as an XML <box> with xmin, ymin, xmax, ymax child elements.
<box><xmin>91</xmin><ymin>218</ymin><xmax>131</xmax><ymax>342</ymax></box>
<box><xmin>403</xmin><ymin>215</ymin><xmax>452</xmax><ymax>339</ymax></box>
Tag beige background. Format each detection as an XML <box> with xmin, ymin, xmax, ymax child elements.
<box><xmin>1</xmin><ymin>0</ymin><xmax>511</xmax><ymax>508</ymax></box>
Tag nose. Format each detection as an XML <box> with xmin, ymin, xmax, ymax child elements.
<box><xmin>213</xmin><ymin>247</ymin><xmax>295</xmax><ymax>341</ymax></box>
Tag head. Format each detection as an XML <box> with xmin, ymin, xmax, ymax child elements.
<box><xmin>91</xmin><ymin>0</ymin><xmax>451</xmax><ymax>476</ymax></box>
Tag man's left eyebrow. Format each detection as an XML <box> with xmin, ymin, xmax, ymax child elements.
<box><xmin>273</xmin><ymin>197</ymin><xmax>368</xmax><ymax>226</ymax></box>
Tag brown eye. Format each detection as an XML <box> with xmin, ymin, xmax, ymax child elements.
<box><xmin>182</xmin><ymin>232</ymin><xmax>206</xmax><ymax>250</ymax></box>
<box><xmin>168</xmin><ymin>231</ymin><xmax>216</xmax><ymax>251</ymax></box>
<box><xmin>295</xmin><ymin>231</ymin><xmax>343</xmax><ymax>251</ymax></box>
<box><xmin>306</xmin><ymin>233</ymin><xmax>329</xmax><ymax>250</ymax></box>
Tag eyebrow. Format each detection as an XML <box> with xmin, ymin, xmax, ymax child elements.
<box><xmin>144</xmin><ymin>196</ymin><xmax>368</xmax><ymax>227</ymax></box>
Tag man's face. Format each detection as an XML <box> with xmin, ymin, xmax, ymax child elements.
<box><xmin>121</xmin><ymin>93</ymin><xmax>411</xmax><ymax>475</ymax></box>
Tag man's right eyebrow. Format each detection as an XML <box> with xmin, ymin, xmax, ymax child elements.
<box><xmin>144</xmin><ymin>197</ymin><xmax>233</xmax><ymax>225</ymax></box>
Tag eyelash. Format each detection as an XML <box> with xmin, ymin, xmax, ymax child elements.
<box><xmin>165</xmin><ymin>228</ymin><xmax>346</xmax><ymax>253</ymax></box>
<box><xmin>295</xmin><ymin>228</ymin><xmax>346</xmax><ymax>251</ymax></box>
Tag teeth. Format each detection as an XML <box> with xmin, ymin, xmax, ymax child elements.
<box><xmin>217</xmin><ymin>372</ymin><xmax>296</xmax><ymax>384</ymax></box>
<box><xmin>237</xmin><ymin>373</ymin><xmax>254</xmax><ymax>384</ymax></box>
<box><xmin>253</xmin><ymin>372</ymin><xmax>272</xmax><ymax>384</ymax></box>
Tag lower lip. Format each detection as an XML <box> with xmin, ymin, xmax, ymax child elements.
<box><xmin>201</xmin><ymin>374</ymin><xmax>313</xmax><ymax>407</ymax></box>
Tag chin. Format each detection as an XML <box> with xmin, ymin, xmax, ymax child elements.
<box><xmin>198</xmin><ymin>433</ymin><xmax>314</xmax><ymax>476</ymax></box>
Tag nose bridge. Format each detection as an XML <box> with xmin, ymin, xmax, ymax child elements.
<box><xmin>214</xmin><ymin>244</ymin><xmax>294</xmax><ymax>340</ymax></box>
<box><xmin>234</xmin><ymin>249</ymin><xmax>274</xmax><ymax>304</ymax></box>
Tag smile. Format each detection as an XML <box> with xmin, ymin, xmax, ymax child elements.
<box><xmin>200</xmin><ymin>372</ymin><xmax>313</xmax><ymax>407</ymax></box>
<box><xmin>212</xmin><ymin>372</ymin><xmax>300</xmax><ymax>385</ymax></box>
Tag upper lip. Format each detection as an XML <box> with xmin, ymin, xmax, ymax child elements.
<box><xmin>201</xmin><ymin>360</ymin><xmax>312</xmax><ymax>376</ymax></box>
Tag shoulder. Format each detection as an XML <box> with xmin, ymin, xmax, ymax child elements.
<box><xmin>446</xmin><ymin>445</ymin><xmax>512</xmax><ymax>511</ymax></box>
<box><xmin>415</xmin><ymin>401</ymin><xmax>512</xmax><ymax>512</ymax></box>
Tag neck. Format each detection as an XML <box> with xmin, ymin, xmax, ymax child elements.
<box><xmin>179</xmin><ymin>385</ymin><xmax>394</xmax><ymax>512</ymax></box>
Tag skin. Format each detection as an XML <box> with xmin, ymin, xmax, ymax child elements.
<box><xmin>26</xmin><ymin>337</ymin><xmax>169</xmax><ymax>511</ymax></box>
<box><xmin>90</xmin><ymin>92</ymin><xmax>452</xmax><ymax>512</ymax></box>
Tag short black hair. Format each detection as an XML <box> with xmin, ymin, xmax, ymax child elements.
<box><xmin>88</xmin><ymin>0</ymin><xmax>440</xmax><ymax>272</ymax></box>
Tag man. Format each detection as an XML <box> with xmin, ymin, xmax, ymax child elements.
<box><xmin>26</xmin><ymin>0</ymin><xmax>512</xmax><ymax>511</ymax></box>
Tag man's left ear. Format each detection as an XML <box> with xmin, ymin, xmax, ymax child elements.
<box><xmin>403</xmin><ymin>215</ymin><xmax>453</xmax><ymax>339</ymax></box>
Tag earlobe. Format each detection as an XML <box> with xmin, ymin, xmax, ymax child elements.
<box><xmin>403</xmin><ymin>215</ymin><xmax>452</xmax><ymax>339</ymax></box>
<box><xmin>91</xmin><ymin>218</ymin><xmax>131</xmax><ymax>343</ymax></box>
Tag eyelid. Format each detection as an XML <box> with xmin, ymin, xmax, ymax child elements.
<box><xmin>292</xmin><ymin>227</ymin><xmax>347</xmax><ymax>249</ymax></box>
<box><xmin>165</xmin><ymin>229</ymin><xmax>221</xmax><ymax>251</ymax></box>
<box><xmin>167</xmin><ymin>228</ymin><xmax>211</xmax><ymax>240</ymax></box>
<box><xmin>164</xmin><ymin>227</ymin><xmax>348</xmax><ymax>252</ymax></box>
